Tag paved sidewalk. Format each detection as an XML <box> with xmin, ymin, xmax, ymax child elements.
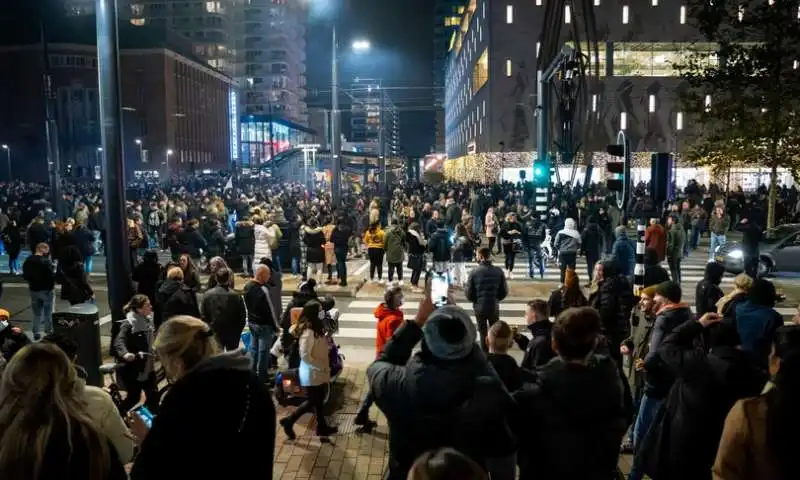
<box><xmin>272</xmin><ymin>366</ymin><xmax>633</xmax><ymax>479</ymax></box>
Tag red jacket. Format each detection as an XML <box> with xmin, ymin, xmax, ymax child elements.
<box><xmin>645</xmin><ymin>224</ymin><xmax>667</xmax><ymax>262</ymax></box>
<box><xmin>375</xmin><ymin>303</ymin><xmax>404</xmax><ymax>357</ymax></box>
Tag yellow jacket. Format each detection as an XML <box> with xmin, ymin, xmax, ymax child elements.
<box><xmin>363</xmin><ymin>227</ymin><xmax>385</xmax><ymax>249</ymax></box>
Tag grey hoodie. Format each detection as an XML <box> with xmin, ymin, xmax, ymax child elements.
<box><xmin>554</xmin><ymin>218</ymin><xmax>582</xmax><ymax>254</ymax></box>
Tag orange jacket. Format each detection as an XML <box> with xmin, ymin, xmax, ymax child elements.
<box><xmin>375</xmin><ymin>303</ymin><xmax>404</xmax><ymax>357</ymax></box>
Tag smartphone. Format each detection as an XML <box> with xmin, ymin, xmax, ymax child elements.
<box><xmin>430</xmin><ymin>271</ymin><xmax>450</xmax><ymax>308</ymax></box>
<box><xmin>133</xmin><ymin>405</ymin><xmax>154</xmax><ymax>429</ymax></box>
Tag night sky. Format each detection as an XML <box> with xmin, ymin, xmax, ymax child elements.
<box><xmin>306</xmin><ymin>0</ymin><xmax>435</xmax><ymax>157</ymax></box>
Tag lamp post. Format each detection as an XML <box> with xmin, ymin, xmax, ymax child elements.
<box><xmin>1</xmin><ymin>144</ymin><xmax>9</xmax><ymax>181</ymax></box>
<box><xmin>166</xmin><ymin>149</ymin><xmax>174</xmax><ymax>182</ymax></box>
<box><xmin>96</xmin><ymin>147</ymin><xmax>103</xmax><ymax>178</ymax></box>
<box><xmin>135</xmin><ymin>138</ymin><xmax>143</xmax><ymax>164</ymax></box>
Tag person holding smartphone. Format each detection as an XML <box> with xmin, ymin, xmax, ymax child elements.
<box><xmin>113</xmin><ymin>294</ymin><xmax>158</xmax><ymax>415</ymax></box>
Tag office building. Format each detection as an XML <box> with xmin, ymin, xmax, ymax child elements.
<box><xmin>433</xmin><ymin>0</ymin><xmax>464</xmax><ymax>152</ymax></box>
<box><xmin>349</xmin><ymin>78</ymin><xmax>400</xmax><ymax>157</ymax></box>
<box><xmin>443</xmin><ymin>0</ymin><xmax>707</xmax><ymax>182</ymax></box>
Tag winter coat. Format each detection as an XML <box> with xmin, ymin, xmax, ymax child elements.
<box><xmin>154</xmin><ymin>279</ymin><xmax>200</xmax><ymax>329</ymax></box>
<box><xmin>645</xmin><ymin>224</ymin><xmax>667</xmax><ymax>262</ymax></box>
<box><xmin>374</xmin><ymin>303</ymin><xmax>404</xmax><ymax>358</ymax></box>
<box><xmin>451</xmin><ymin>235</ymin><xmax>474</xmax><ymax>263</ymax></box>
<box><xmin>363</xmin><ymin>226</ymin><xmax>385</xmax><ymax>250</ymax></box>
<box><xmin>667</xmin><ymin>224</ymin><xmax>686</xmax><ymax>259</ymax></box>
<box><xmin>367</xmin><ymin>322</ymin><xmax>516</xmax><ymax>480</ymax></box>
<box><xmin>205</xmin><ymin>228</ymin><xmax>226</xmax><ymax>258</ymax></box>
<box><xmin>58</xmin><ymin>263</ymin><xmax>94</xmax><ymax>305</ymax></box>
<box><xmin>242</xmin><ymin>281</ymin><xmax>280</xmax><ymax>329</ymax></box>
<box><xmin>130</xmin><ymin>352</ymin><xmax>276</xmax><ymax>480</ymax></box>
<box><xmin>734</xmin><ymin>301</ymin><xmax>783</xmax><ymax>367</ymax></box>
<box><xmin>522</xmin><ymin>218</ymin><xmax>546</xmax><ymax>249</ymax></box>
<box><xmin>612</xmin><ymin>232</ymin><xmax>636</xmax><ymax>276</ymax></box>
<box><xmin>384</xmin><ymin>226</ymin><xmax>406</xmax><ymax>264</ymax></box>
<box><xmin>644</xmin><ymin>248</ymin><xmax>670</xmax><ymax>287</ymax></box>
<box><xmin>643</xmin><ymin>303</ymin><xmax>694</xmax><ymax>399</ymax></box>
<box><xmin>302</xmin><ymin>226</ymin><xmax>326</xmax><ymax>264</ymax></box>
<box><xmin>253</xmin><ymin>224</ymin><xmax>272</xmax><ymax>262</ymax></box>
<box><xmin>179</xmin><ymin>226</ymin><xmax>206</xmax><ymax>258</ymax></box>
<box><xmin>695</xmin><ymin>263</ymin><xmax>726</xmax><ymax>317</ymax></box>
<box><xmin>487</xmin><ymin>353</ymin><xmax>538</xmax><ymax>393</ymax></box>
<box><xmin>485</xmin><ymin>211</ymin><xmax>497</xmax><ymax>238</ymax></box>
<box><xmin>202</xmin><ymin>286</ymin><xmax>247</xmax><ymax>347</ymax></box>
<box><xmin>637</xmin><ymin>321</ymin><xmax>767</xmax><ymax>480</ymax></box>
<box><xmin>323</xmin><ymin>224</ymin><xmax>336</xmax><ymax>265</ymax></box>
<box><xmin>298</xmin><ymin>328</ymin><xmax>330</xmax><ymax>386</ymax></box>
<box><xmin>513</xmin><ymin>321</ymin><xmax>556</xmax><ymax>370</ymax></box>
<box><xmin>406</xmin><ymin>229</ymin><xmax>426</xmax><ymax>256</ymax></box>
<box><xmin>465</xmin><ymin>261</ymin><xmax>508</xmax><ymax>316</ymax></box>
<box><xmin>330</xmin><ymin>223</ymin><xmax>351</xmax><ymax>249</ymax></box>
<box><xmin>513</xmin><ymin>351</ymin><xmax>629</xmax><ymax>480</ymax></box>
<box><xmin>234</xmin><ymin>221</ymin><xmax>256</xmax><ymax>255</ymax></box>
<box><xmin>73</xmin><ymin>226</ymin><xmax>95</xmax><ymax>259</ymax></box>
<box><xmin>428</xmin><ymin>227</ymin><xmax>452</xmax><ymax>263</ymax></box>
<box><xmin>708</xmin><ymin>213</ymin><xmax>731</xmax><ymax>235</ymax></box>
<box><xmin>554</xmin><ymin>218</ymin><xmax>581</xmax><ymax>255</ymax></box>
<box><xmin>580</xmin><ymin>221</ymin><xmax>604</xmax><ymax>256</ymax></box>
<box><xmin>113</xmin><ymin>311</ymin><xmax>155</xmax><ymax>384</ymax></box>
<box><xmin>589</xmin><ymin>274</ymin><xmax>636</xmax><ymax>351</ymax></box>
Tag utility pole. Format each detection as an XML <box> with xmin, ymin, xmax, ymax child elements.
<box><xmin>40</xmin><ymin>21</ymin><xmax>62</xmax><ymax>213</ymax></box>
<box><xmin>268</xmin><ymin>102</ymin><xmax>275</xmax><ymax>178</ymax></box>
<box><xmin>378</xmin><ymin>82</ymin><xmax>386</xmax><ymax>195</ymax></box>
<box><xmin>331</xmin><ymin>26</ymin><xmax>342</xmax><ymax>204</ymax></box>
<box><xmin>96</xmin><ymin>0</ymin><xmax>133</xmax><ymax>343</ymax></box>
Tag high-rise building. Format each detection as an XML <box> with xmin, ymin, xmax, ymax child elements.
<box><xmin>433</xmin><ymin>0</ymin><xmax>463</xmax><ymax>153</ymax></box>
<box><xmin>349</xmin><ymin>78</ymin><xmax>400</xmax><ymax>158</ymax></box>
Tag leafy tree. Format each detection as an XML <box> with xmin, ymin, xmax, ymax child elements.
<box><xmin>676</xmin><ymin>0</ymin><xmax>800</xmax><ymax>228</ymax></box>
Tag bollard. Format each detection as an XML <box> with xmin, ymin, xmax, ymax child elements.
<box><xmin>53</xmin><ymin>303</ymin><xmax>102</xmax><ymax>387</ymax></box>
<box><xmin>634</xmin><ymin>219</ymin><xmax>646</xmax><ymax>297</ymax></box>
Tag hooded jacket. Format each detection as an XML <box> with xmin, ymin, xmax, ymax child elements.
<box><xmin>302</xmin><ymin>225</ymin><xmax>326</xmax><ymax>263</ymax></box>
<box><xmin>734</xmin><ymin>301</ymin><xmax>783</xmax><ymax>367</ymax></box>
<box><xmin>695</xmin><ymin>262</ymin><xmax>726</xmax><ymax>317</ymax></box>
<box><xmin>131</xmin><ymin>351</ymin><xmax>276</xmax><ymax>480</ymax></box>
<box><xmin>154</xmin><ymin>279</ymin><xmax>200</xmax><ymax>329</ymax></box>
<box><xmin>612</xmin><ymin>229</ymin><xmax>636</xmax><ymax>276</ymax></box>
<box><xmin>513</xmin><ymin>321</ymin><xmax>556</xmax><ymax>370</ymax></box>
<box><xmin>580</xmin><ymin>218</ymin><xmax>604</xmax><ymax>256</ymax></box>
<box><xmin>253</xmin><ymin>224</ymin><xmax>272</xmax><ymax>261</ymax></box>
<box><xmin>643</xmin><ymin>303</ymin><xmax>693</xmax><ymax>398</ymax></box>
<box><xmin>554</xmin><ymin>218</ymin><xmax>581</xmax><ymax>254</ymax></box>
<box><xmin>384</xmin><ymin>225</ymin><xmax>406</xmax><ymax>264</ymax></box>
<box><xmin>363</xmin><ymin>226</ymin><xmax>386</xmax><ymax>250</ymax></box>
<box><xmin>374</xmin><ymin>303</ymin><xmax>404</xmax><ymax>357</ymax></box>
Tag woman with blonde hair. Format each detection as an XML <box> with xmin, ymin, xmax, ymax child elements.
<box><xmin>0</xmin><ymin>343</ymin><xmax>125</xmax><ymax>480</ymax></box>
<box><xmin>717</xmin><ymin>273</ymin><xmax>754</xmax><ymax>320</ymax></box>
<box><xmin>130</xmin><ymin>316</ymin><xmax>275</xmax><ymax>479</ymax></box>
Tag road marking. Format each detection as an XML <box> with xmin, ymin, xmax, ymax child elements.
<box><xmin>354</xmin><ymin>261</ymin><xmax>370</xmax><ymax>275</ymax></box>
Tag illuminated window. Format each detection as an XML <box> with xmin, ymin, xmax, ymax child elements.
<box><xmin>565</xmin><ymin>41</ymin><xmax>607</xmax><ymax>76</ymax></box>
<box><xmin>479</xmin><ymin>24</ymin><xmax>482</xmax><ymax>42</ymax></box>
<box><xmin>620</xmin><ymin>112</ymin><xmax>628</xmax><ymax>130</ymax></box>
<box><xmin>649</xmin><ymin>95</ymin><xmax>656</xmax><ymax>112</ymax></box>
<box><xmin>594</xmin><ymin>0</ymin><xmax>600</xmax><ymax>5</ymax></box>
<box><xmin>612</xmin><ymin>42</ymin><xmax>716</xmax><ymax>77</ymax></box>
<box><xmin>506</xmin><ymin>5</ymin><xmax>513</xmax><ymax>23</ymax></box>
<box><xmin>794</xmin><ymin>60</ymin><xmax>798</xmax><ymax>70</ymax></box>
<box><xmin>536</xmin><ymin>0</ymin><xmax>542</xmax><ymax>5</ymax></box>
<box><xmin>565</xmin><ymin>5</ymin><xmax>571</xmax><ymax>23</ymax></box>
<box><xmin>506</xmin><ymin>59</ymin><xmax>512</xmax><ymax>77</ymax></box>
<box><xmin>680</xmin><ymin>6</ymin><xmax>686</xmax><ymax>24</ymax></box>
<box><xmin>676</xmin><ymin>112</ymin><xmax>684</xmax><ymax>130</ymax></box>
<box><xmin>592</xmin><ymin>94</ymin><xmax>597</xmax><ymax>112</ymax></box>
<box><xmin>458</xmin><ymin>6</ymin><xmax>465</xmax><ymax>13</ymax></box>
<box><xmin>482</xmin><ymin>100</ymin><xmax>486</xmax><ymax>117</ymax></box>
<box><xmin>652</xmin><ymin>0</ymin><xmax>658</xmax><ymax>5</ymax></box>
<box><xmin>622</xmin><ymin>5</ymin><xmax>629</xmax><ymax>24</ymax></box>
<box><xmin>131</xmin><ymin>18</ymin><xmax>146</xmax><ymax>26</ymax></box>
<box><xmin>205</xmin><ymin>1</ymin><xmax>220</xmax><ymax>13</ymax></box>
<box><xmin>483</xmin><ymin>1</ymin><xmax>486</xmax><ymax>18</ymax></box>
<box><xmin>472</xmin><ymin>48</ymin><xmax>489</xmax><ymax>94</ymax></box>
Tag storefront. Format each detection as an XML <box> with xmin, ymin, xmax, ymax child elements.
<box><xmin>240</xmin><ymin>115</ymin><xmax>315</xmax><ymax>167</ymax></box>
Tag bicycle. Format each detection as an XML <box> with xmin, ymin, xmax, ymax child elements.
<box><xmin>99</xmin><ymin>351</ymin><xmax>152</xmax><ymax>417</ymax></box>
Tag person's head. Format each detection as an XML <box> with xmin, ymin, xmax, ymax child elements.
<box><xmin>593</xmin><ymin>261</ymin><xmax>604</xmax><ymax>283</ymax></box>
<box><xmin>40</xmin><ymin>333</ymin><xmax>79</xmax><ymax>363</ymax></box>
<box><xmin>525</xmin><ymin>299</ymin><xmax>549</xmax><ymax>324</ymax></box>
<box><xmin>477</xmin><ymin>247</ymin><xmax>491</xmax><ymax>263</ymax></box>
<box><xmin>179</xmin><ymin>253</ymin><xmax>192</xmax><ymax>271</ymax></box>
<box><xmin>298</xmin><ymin>301</ymin><xmax>325</xmax><ymax>336</ymax></box>
<box><xmin>421</xmin><ymin>306</ymin><xmax>477</xmax><ymax>361</ymax></box>
<box><xmin>35</xmin><ymin>242</ymin><xmax>49</xmax><ymax>256</ymax></box>
<box><xmin>551</xmin><ymin>307</ymin><xmax>602</xmax><ymax>363</ymax></box>
<box><xmin>215</xmin><ymin>267</ymin><xmax>233</xmax><ymax>289</ymax></box>
<box><xmin>732</xmin><ymin>273</ymin><xmax>754</xmax><ymax>293</ymax></box>
<box><xmin>154</xmin><ymin>316</ymin><xmax>219</xmax><ymax>382</ymax></box>
<box><xmin>749</xmin><ymin>278</ymin><xmax>777</xmax><ymax>308</ymax></box>
<box><xmin>143</xmin><ymin>249</ymin><xmax>159</xmax><ymax>264</ymax></box>
<box><xmin>384</xmin><ymin>285</ymin><xmax>404</xmax><ymax>311</ymax></box>
<box><xmin>704</xmin><ymin>261</ymin><xmax>726</xmax><ymax>286</ymax></box>
<box><xmin>124</xmin><ymin>293</ymin><xmax>153</xmax><ymax>317</ymax></box>
<box><xmin>639</xmin><ymin>285</ymin><xmax>657</xmax><ymax>315</ymax></box>
<box><xmin>649</xmin><ymin>217</ymin><xmax>658</xmax><ymax>226</ymax></box>
<box><xmin>166</xmin><ymin>266</ymin><xmax>184</xmax><ymax>283</ymax></box>
<box><xmin>614</xmin><ymin>225</ymin><xmax>627</xmax><ymax>239</ymax></box>
<box><xmin>654</xmin><ymin>281</ymin><xmax>682</xmax><ymax>310</ymax></box>
<box><xmin>0</xmin><ymin>343</ymin><xmax>112</xmax><ymax>480</ymax></box>
<box><xmin>407</xmin><ymin>447</ymin><xmax>488</xmax><ymax>480</ymax></box>
<box><xmin>667</xmin><ymin>213</ymin><xmax>679</xmax><ymax>226</ymax></box>
<box><xmin>487</xmin><ymin>320</ymin><xmax>513</xmax><ymax>354</ymax></box>
<box><xmin>254</xmin><ymin>264</ymin><xmax>271</xmax><ymax>285</ymax></box>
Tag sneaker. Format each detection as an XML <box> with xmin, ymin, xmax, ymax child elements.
<box><xmin>378</xmin><ymin>279</ymin><xmax>385</xmax><ymax>285</ymax></box>
<box><xmin>280</xmin><ymin>417</ymin><xmax>296</xmax><ymax>441</ymax></box>
<box><xmin>398</xmin><ymin>280</ymin><xmax>404</xmax><ymax>287</ymax></box>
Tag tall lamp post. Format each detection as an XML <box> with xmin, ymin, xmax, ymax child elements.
<box><xmin>165</xmin><ymin>149</ymin><xmax>174</xmax><ymax>181</ymax></box>
<box><xmin>1</xmin><ymin>144</ymin><xmax>10</xmax><ymax>181</ymax></box>
<box><xmin>96</xmin><ymin>147</ymin><xmax>103</xmax><ymax>178</ymax></box>
<box><xmin>135</xmin><ymin>138</ymin><xmax>144</xmax><ymax>164</ymax></box>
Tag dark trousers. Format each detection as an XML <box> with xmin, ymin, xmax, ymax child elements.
<box><xmin>356</xmin><ymin>391</ymin><xmax>373</xmax><ymax>420</ymax></box>
<box><xmin>488</xmin><ymin>237</ymin><xmax>497</xmax><ymax>253</ymax></box>
<box><xmin>744</xmin><ymin>251</ymin><xmax>759</xmax><ymax>278</ymax></box>
<box><xmin>559</xmin><ymin>251</ymin><xmax>578</xmax><ymax>283</ymax></box>
<box><xmin>476</xmin><ymin>312</ymin><xmax>499</xmax><ymax>352</ymax></box>
<box><xmin>586</xmin><ymin>252</ymin><xmax>600</xmax><ymax>282</ymax></box>
<box><xmin>286</xmin><ymin>384</ymin><xmax>330</xmax><ymax>434</ymax></box>
<box><xmin>335</xmin><ymin>247</ymin><xmax>348</xmax><ymax>285</ymax></box>
<box><xmin>368</xmin><ymin>248</ymin><xmax>384</xmax><ymax>280</ymax></box>
<box><xmin>388</xmin><ymin>262</ymin><xmax>402</xmax><ymax>281</ymax></box>
<box><xmin>668</xmin><ymin>255</ymin><xmax>682</xmax><ymax>283</ymax></box>
<box><xmin>121</xmin><ymin>374</ymin><xmax>159</xmax><ymax>415</ymax></box>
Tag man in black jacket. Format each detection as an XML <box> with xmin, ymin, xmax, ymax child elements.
<box><xmin>154</xmin><ymin>267</ymin><xmax>200</xmax><ymax>330</ymax></box>
<box><xmin>466</xmin><ymin>247</ymin><xmax>509</xmax><ymax>352</ymax></box>
<box><xmin>243</xmin><ymin>265</ymin><xmax>280</xmax><ymax>383</ymax></box>
<box><xmin>22</xmin><ymin>242</ymin><xmax>55</xmax><ymax>340</ymax></box>
<box><xmin>330</xmin><ymin>216</ymin><xmax>351</xmax><ymax>286</ymax></box>
<box><xmin>202</xmin><ymin>268</ymin><xmax>246</xmax><ymax>351</ymax></box>
<box><xmin>367</xmin><ymin>292</ymin><xmax>515</xmax><ymax>480</ymax></box>
<box><xmin>522</xmin><ymin>215</ymin><xmax>545</xmax><ymax>279</ymax></box>
<box><xmin>512</xmin><ymin>299</ymin><xmax>555</xmax><ymax>369</ymax></box>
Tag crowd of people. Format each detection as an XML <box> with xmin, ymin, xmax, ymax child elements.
<box><xmin>0</xmin><ymin>175</ymin><xmax>798</xmax><ymax>479</ymax></box>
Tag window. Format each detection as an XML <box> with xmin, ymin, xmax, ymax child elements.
<box><xmin>482</xmin><ymin>100</ymin><xmax>486</xmax><ymax>117</ymax></box>
<box><xmin>612</xmin><ymin>42</ymin><xmax>717</xmax><ymax>77</ymax></box>
<box><xmin>680</xmin><ymin>6</ymin><xmax>686</xmax><ymax>24</ymax></box>
<box><xmin>130</xmin><ymin>18</ymin><xmax>146</xmax><ymax>26</ymax></box>
<box><xmin>505</xmin><ymin>59</ymin><xmax>512</xmax><ymax>77</ymax></box>
<box><xmin>620</xmin><ymin>112</ymin><xmax>628</xmax><ymax>130</ymax></box>
<box><xmin>649</xmin><ymin>94</ymin><xmax>656</xmax><ymax>112</ymax></box>
<box><xmin>483</xmin><ymin>1</ymin><xmax>486</xmax><ymax>18</ymax></box>
<box><xmin>592</xmin><ymin>94</ymin><xmax>597</xmax><ymax>112</ymax></box>
<box><xmin>205</xmin><ymin>1</ymin><xmax>220</xmax><ymax>13</ymax></box>
<box><xmin>565</xmin><ymin>5</ymin><xmax>571</xmax><ymax>23</ymax></box>
<box><xmin>472</xmin><ymin>48</ymin><xmax>489</xmax><ymax>94</ymax></box>
<box><xmin>622</xmin><ymin>5</ymin><xmax>629</xmax><ymax>24</ymax></box>
<box><xmin>676</xmin><ymin>112</ymin><xmax>684</xmax><ymax>130</ymax></box>
<box><xmin>652</xmin><ymin>0</ymin><xmax>658</xmax><ymax>5</ymax></box>
<box><xmin>794</xmin><ymin>60</ymin><xmax>799</xmax><ymax>70</ymax></box>
<box><xmin>506</xmin><ymin>5</ymin><xmax>513</xmax><ymax>23</ymax></box>
<box><xmin>536</xmin><ymin>0</ymin><xmax>542</xmax><ymax>5</ymax></box>
<box><xmin>594</xmin><ymin>0</ymin><xmax>600</xmax><ymax>5</ymax></box>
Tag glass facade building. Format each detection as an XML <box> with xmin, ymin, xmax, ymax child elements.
<box><xmin>240</xmin><ymin>114</ymin><xmax>314</xmax><ymax>167</ymax></box>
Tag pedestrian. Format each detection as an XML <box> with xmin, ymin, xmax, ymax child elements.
<box><xmin>202</xmin><ymin>268</ymin><xmax>246</xmax><ymax>351</ymax></box>
<box><xmin>708</xmin><ymin>204</ymin><xmax>730</xmax><ymax>262</ymax></box>
<box><xmin>21</xmin><ymin>242</ymin><xmax>55</xmax><ymax>340</ymax></box>
<box><xmin>234</xmin><ymin>215</ymin><xmax>256</xmax><ymax>276</ymax></box>
<box><xmin>302</xmin><ymin>217</ymin><xmax>326</xmax><ymax>284</ymax></box>
<box><xmin>331</xmin><ymin>215</ymin><xmax>352</xmax><ymax>287</ymax></box>
<box><xmin>406</xmin><ymin>222</ymin><xmax>427</xmax><ymax>292</ymax></box>
<box><xmin>485</xmin><ymin>207</ymin><xmax>498</xmax><ymax>254</ymax></box>
<box><xmin>113</xmin><ymin>294</ymin><xmax>159</xmax><ymax>414</ymax></box>
<box><xmin>243</xmin><ymin>265</ymin><xmax>281</xmax><ymax>383</ymax></box>
<box><xmin>547</xmin><ymin>267</ymin><xmax>587</xmax><ymax>318</ymax></box>
<box><xmin>466</xmin><ymin>247</ymin><xmax>509</xmax><ymax>352</ymax></box>
<box><xmin>580</xmin><ymin>215</ymin><xmax>604</xmax><ymax>283</ymax></box>
<box><xmin>512</xmin><ymin>299</ymin><xmax>556</xmax><ymax>370</ymax></box>
<box><xmin>384</xmin><ymin>219</ymin><xmax>406</xmax><ymax>284</ymax></box>
<box><xmin>363</xmin><ymin>221</ymin><xmax>386</xmax><ymax>283</ymax></box>
<box><xmin>644</xmin><ymin>217</ymin><xmax>667</xmax><ymax>262</ymax></box>
<box><xmin>499</xmin><ymin>212</ymin><xmax>522</xmax><ymax>279</ymax></box>
<box><xmin>666</xmin><ymin>214</ymin><xmax>685</xmax><ymax>283</ymax></box>
<box><xmin>522</xmin><ymin>213</ymin><xmax>546</xmax><ymax>279</ymax></box>
<box><xmin>451</xmin><ymin>223</ymin><xmax>474</xmax><ymax>288</ymax></box>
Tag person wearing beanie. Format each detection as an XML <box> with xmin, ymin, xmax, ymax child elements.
<box><xmin>666</xmin><ymin>214</ymin><xmax>686</xmax><ymax>283</ymax></box>
<box><xmin>628</xmin><ymin>280</ymin><xmax>693</xmax><ymax>480</ymax></box>
<box><xmin>366</xmin><ymin>287</ymin><xmax>515</xmax><ymax>480</ymax></box>
<box><xmin>611</xmin><ymin>225</ymin><xmax>635</xmax><ymax>277</ymax></box>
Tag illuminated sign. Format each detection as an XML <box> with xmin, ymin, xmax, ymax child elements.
<box><xmin>229</xmin><ymin>89</ymin><xmax>239</xmax><ymax>162</ymax></box>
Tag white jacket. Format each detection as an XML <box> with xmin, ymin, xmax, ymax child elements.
<box><xmin>298</xmin><ymin>329</ymin><xmax>331</xmax><ymax>387</ymax></box>
<box><xmin>84</xmin><ymin>385</ymin><xmax>135</xmax><ymax>463</ymax></box>
<box><xmin>253</xmin><ymin>224</ymin><xmax>272</xmax><ymax>264</ymax></box>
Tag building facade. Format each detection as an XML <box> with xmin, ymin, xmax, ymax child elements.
<box><xmin>239</xmin><ymin>114</ymin><xmax>314</xmax><ymax>167</ymax></box>
<box><xmin>444</xmin><ymin>0</ymin><xmax>704</xmax><ymax>172</ymax></box>
<box><xmin>0</xmin><ymin>24</ymin><xmax>236</xmax><ymax>182</ymax></box>
<box><xmin>433</xmin><ymin>0</ymin><xmax>464</xmax><ymax>153</ymax></box>
<box><xmin>349</xmin><ymin>78</ymin><xmax>400</xmax><ymax>158</ymax></box>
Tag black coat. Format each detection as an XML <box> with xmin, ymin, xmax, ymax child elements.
<box><xmin>465</xmin><ymin>261</ymin><xmax>508</xmax><ymax>316</ymax></box>
<box><xmin>154</xmin><ymin>279</ymin><xmax>200</xmax><ymax>329</ymax></box>
<box><xmin>58</xmin><ymin>263</ymin><xmax>93</xmax><ymax>305</ymax></box>
<box><xmin>234</xmin><ymin>221</ymin><xmax>255</xmax><ymax>255</ymax></box>
<box><xmin>37</xmin><ymin>418</ymin><xmax>127</xmax><ymax>480</ymax></box>
<box><xmin>303</xmin><ymin>227</ymin><xmax>326</xmax><ymax>264</ymax></box>
<box><xmin>637</xmin><ymin>321</ymin><xmax>768</xmax><ymax>480</ymax></box>
<box><xmin>179</xmin><ymin>226</ymin><xmax>207</xmax><ymax>258</ymax></box>
<box><xmin>130</xmin><ymin>352</ymin><xmax>276</xmax><ymax>480</ymax></box>
<box><xmin>202</xmin><ymin>286</ymin><xmax>247</xmax><ymax>347</ymax></box>
<box><xmin>580</xmin><ymin>221</ymin><xmax>605</xmax><ymax>256</ymax></box>
<box><xmin>132</xmin><ymin>261</ymin><xmax>162</xmax><ymax>304</ymax></box>
<box><xmin>367</xmin><ymin>322</ymin><xmax>515</xmax><ymax>480</ymax></box>
<box><xmin>589</xmin><ymin>275</ymin><xmax>636</xmax><ymax>349</ymax></box>
<box><xmin>487</xmin><ymin>353</ymin><xmax>537</xmax><ymax>393</ymax></box>
<box><xmin>514</xmin><ymin>321</ymin><xmax>556</xmax><ymax>370</ymax></box>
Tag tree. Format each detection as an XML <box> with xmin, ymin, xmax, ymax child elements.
<box><xmin>676</xmin><ymin>0</ymin><xmax>800</xmax><ymax>228</ymax></box>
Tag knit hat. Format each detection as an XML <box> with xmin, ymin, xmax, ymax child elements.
<box><xmin>641</xmin><ymin>285</ymin><xmax>658</xmax><ymax>298</ymax></box>
<box><xmin>0</xmin><ymin>309</ymin><xmax>9</xmax><ymax>321</ymax></box>
<box><xmin>655</xmin><ymin>281</ymin><xmax>682</xmax><ymax>303</ymax></box>
<box><xmin>615</xmin><ymin>225</ymin><xmax>627</xmax><ymax>238</ymax></box>
<box><xmin>422</xmin><ymin>306</ymin><xmax>477</xmax><ymax>360</ymax></box>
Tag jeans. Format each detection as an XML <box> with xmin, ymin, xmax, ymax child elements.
<box><xmin>241</xmin><ymin>254</ymin><xmax>254</xmax><ymax>276</ymax></box>
<box><xmin>285</xmin><ymin>384</ymin><xmax>331</xmax><ymax>434</ymax></box>
<box><xmin>684</xmin><ymin>229</ymin><xmax>691</xmax><ymax>257</ymax></box>
<box><xmin>476</xmin><ymin>312</ymin><xmax>499</xmax><ymax>352</ymax></box>
<box><xmin>248</xmin><ymin>323</ymin><xmax>276</xmax><ymax>383</ymax></box>
<box><xmin>629</xmin><ymin>394</ymin><xmax>664</xmax><ymax>480</ymax></box>
<box><xmin>388</xmin><ymin>262</ymin><xmax>402</xmax><ymax>281</ymax></box>
<box><xmin>709</xmin><ymin>233</ymin><xmax>726</xmax><ymax>262</ymax></box>
<box><xmin>91</xmin><ymin>230</ymin><xmax>102</xmax><ymax>254</ymax></box>
<box><xmin>291</xmin><ymin>254</ymin><xmax>301</xmax><ymax>275</ymax></box>
<box><xmin>559</xmin><ymin>251</ymin><xmax>578</xmax><ymax>283</ymax></box>
<box><xmin>8</xmin><ymin>255</ymin><xmax>19</xmax><ymax>273</ymax></box>
<box><xmin>527</xmin><ymin>247</ymin><xmax>544</xmax><ymax>278</ymax></box>
<box><xmin>668</xmin><ymin>255</ymin><xmax>682</xmax><ymax>284</ymax></box>
<box><xmin>335</xmin><ymin>247</ymin><xmax>348</xmax><ymax>285</ymax></box>
<box><xmin>30</xmin><ymin>290</ymin><xmax>54</xmax><ymax>337</ymax></box>
<box><xmin>271</xmin><ymin>250</ymin><xmax>282</xmax><ymax>272</ymax></box>
<box><xmin>472</xmin><ymin>216</ymin><xmax>482</xmax><ymax>235</ymax></box>
<box><xmin>690</xmin><ymin>226</ymin><xmax>703</xmax><ymax>250</ymax></box>
<box><xmin>367</xmin><ymin>247</ymin><xmax>384</xmax><ymax>280</ymax></box>
<box><xmin>84</xmin><ymin>256</ymin><xmax>93</xmax><ymax>273</ymax></box>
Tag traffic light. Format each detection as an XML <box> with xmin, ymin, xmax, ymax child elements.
<box><xmin>606</xmin><ymin>139</ymin><xmax>630</xmax><ymax>209</ymax></box>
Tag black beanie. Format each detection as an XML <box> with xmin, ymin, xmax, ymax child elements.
<box><xmin>655</xmin><ymin>281</ymin><xmax>682</xmax><ymax>304</ymax></box>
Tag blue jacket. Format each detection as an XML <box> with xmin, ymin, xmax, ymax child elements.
<box><xmin>735</xmin><ymin>301</ymin><xmax>783</xmax><ymax>366</ymax></box>
<box><xmin>612</xmin><ymin>232</ymin><xmax>636</xmax><ymax>277</ymax></box>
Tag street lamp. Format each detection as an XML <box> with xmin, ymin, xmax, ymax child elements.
<box><xmin>1</xmin><ymin>144</ymin><xmax>9</xmax><ymax>181</ymax></box>
<box><xmin>135</xmin><ymin>138</ymin><xmax>144</xmax><ymax>163</ymax></box>
<box><xmin>166</xmin><ymin>149</ymin><xmax>174</xmax><ymax>181</ymax></box>
<box><xmin>352</xmin><ymin>40</ymin><xmax>371</xmax><ymax>51</ymax></box>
